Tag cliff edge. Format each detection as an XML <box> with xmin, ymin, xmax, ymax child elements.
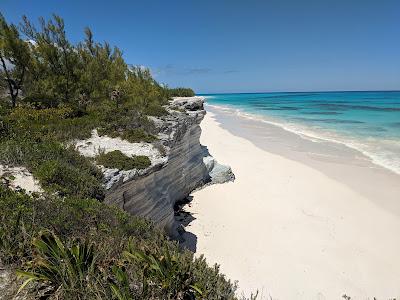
<box><xmin>76</xmin><ymin>96</ymin><xmax>234</xmax><ymax>238</ymax></box>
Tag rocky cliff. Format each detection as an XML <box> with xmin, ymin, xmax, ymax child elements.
<box><xmin>76</xmin><ymin>96</ymin><xmax>234</xmax><ymax>238</ymax></box>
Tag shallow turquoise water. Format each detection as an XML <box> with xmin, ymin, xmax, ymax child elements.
<box><xmin>202</xmin><ymin>91</ymin><xmax>400</xmax><ymax>174</ymax></box>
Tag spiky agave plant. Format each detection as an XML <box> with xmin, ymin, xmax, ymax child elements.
<box><xmin>16</xmin><ymin>230</ymin><xmax>97</xmax><ymax>297</ymax></box>
<box><xmin>109</xmin><ymin>265</ymin><xmax>134</xmax><ymax>300</ymax></box>
<box><xmin>121</xmin><ymin>238</ymin><xmax>202</xmax><ymax>300</ymax></box>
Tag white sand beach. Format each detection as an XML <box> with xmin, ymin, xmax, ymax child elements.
<box><xmin>184</xmin><ymin>108</ymin><xmax>400</xmax><ymax>300</ymax></box>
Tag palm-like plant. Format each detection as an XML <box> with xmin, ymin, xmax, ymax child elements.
<box><xmin>109</xmin><ymin>265</ymin><xmax>133</xmax><ymax>300</ymax></box>
<box><xmin>122</xmin><ymin>239</ymin><xmax>202</xmax><ymax>300</ymax></box>
<box><xmin>16</xmin><ymin>230</ymin><xmax>97</xmax><ymax>297</ymax></box>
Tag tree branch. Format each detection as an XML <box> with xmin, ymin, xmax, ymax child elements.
<box><xmin>0</xmin><ymin>52</ymin><xmax>16</xmax><ymax>101</ymax></box>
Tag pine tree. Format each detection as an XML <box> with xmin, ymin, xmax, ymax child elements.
<box><xmin>20</xmin><ymin>14</ymin><xmax>80</xmax><ymax>106</ymax></box>
<box><xmin>0</xmin><ymin>13</ymin><xmax>31</xmax><ymax>107</ymax></box>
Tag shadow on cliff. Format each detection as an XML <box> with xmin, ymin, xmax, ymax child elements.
<box><xmin>174</xmin><ymin>196</ymin><xmax>198</xmax><ymax>252</ymax></box>
<box><xmin>174</xmin><ymin>145</ymin><xmax>235</xmax><ymax>252</ymax></box>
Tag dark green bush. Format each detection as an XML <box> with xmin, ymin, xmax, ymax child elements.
<box><xmin>0</xmin><ymin>140</ymin><xmax>105</xmax><ymax>199</ymax></box>
<box><xmin>4</xmin><ymin>106</ymin><xmax>97</xmax><ymax>142</ymax></box>
<box><xmin>121</xmin><ymin>128</ymin><xmax>157</xmax><ymax>143</ymax></box>
<box><xmin>98</xmin><ymin>127</ymin><xmax>157</xmax><ymax>143</ymax></box>
<box><xmin>115</xmin><ymin>240</ymin><xmax>237</xmax><ymax>299</ymax></box>
<box><xmin>96</xmin><ymin>150</ymin><xmax>151</xmax><ymax>170</ymax></box>
<box><xmin>36</xmin><ymin>159</ymin><xmax>104</xmax><ymax>199</ymax></box>
<box><xmin>16</xmin><ymin>231</ymin><xmax>98</xmax><ymax>298</ymax></box>
<box><xmin>0</xmin><ymin>186</ymin><xmax>157</xmax><ymax>264</ymax></box>
<box><xmin>0</xmin><ymin>188</ymin><xmax>34</xmax><ymax>263</ymax></box>
<box><xmin>168</xmin><ymin>87</ymin><xmax>196</xmax><ymax>97</ymax></box>
<box><xmin>143</xmin><ymin>103</ymin><xmax>168</xmax><ymax>117</ymax></box>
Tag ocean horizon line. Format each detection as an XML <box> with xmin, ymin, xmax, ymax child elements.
<box><xmin>198</xmin><ymin>89</ymin><xmax>400</xmax><ymax>96</ymax></box>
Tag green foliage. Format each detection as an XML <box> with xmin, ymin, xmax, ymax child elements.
<box><xmin>121</xmin><ymin>240</ymin><xmax>203</xmax><ymax>299</ymax></box>
<box><xmin>9</xmin><ymin>106</ymin><xmax>74</xmax><ymax>122</ymax></box>
<box><xmin>36</xmin><ymin>159</ymin><xmax>104</xmax><ymax>199</ymax></box>
<box><xmin>16</xmin><ymin>231</ymin><xmax>97</xmax><ymax>297</ymax></box>
<box><xmin>121</xmin><ymin>66</ymin><xmax>169</xmax><ymax>110</ymax></box>
<box><xmin>110</xmin><ymin>239</ymin><xmax>238</xmax><ymax>300</ymax></box>
<box><xmin>0</xmin><ymin>187</ymin><xmax>34</xmax><ymax>263</ymax></box>
<box><xmin>168</xmin><ymin>87</ymin><xmax>195</xmax><ymax>97</ymax></box>
<box><xmin>76</xmin><ymin>27</ymin><xmax>127</xmax><ymax>105</ymax></box>
<box><xmin>0</xmin><ymin>187</ymin><xmax>238</xmax><ymax>299</ymax></box>
<box><xmin>98</xmin><ymin>127</ymin><xmax>157</xmax><ymax>143</ymax></box>
<box><xmin>15</xmin><ymin>230</ymin><xmax>238</xmax><ymax>299</ymax></box>
<box><xmin>96</xmin><ymin>150</ymin><xmax>151</xmax><ymax>170</ymax></box>
<box><xmin>1</xmin><ymin>14</ymin><xmax>170</xmax><ymax>115</ymax></box>
<box><xmin>0</xmin><ymin>138</ymin><xmax>104</xmax><ymax>199</ymax></box>
<box><xmin>143</xmin><ymin>103</ymin><xmax>168</xmax><ymax>117</ymax></box>
<box><xmin>0</xmin><ymin>13</ymin><xmax>31</xmax><ymax>107</ymax></box>
<box><xmin>96</xmin><ymin>106</ymin><xmax>158</xmax><ymax>141</ymax></box>
<box><xmin>0</xmin><ymin>14</ymin><xmax>171</xmax><ymax>196</ymax></box>
<box><xmin>121</xmin><ymin>128</ymin><xmax>157</xmax><ymax>143</ymax></box>
<box><xmin>20</xmin><ymin>15</ymin><xmax>80</xmax><ymax>105</ymax></box>
<box><xmin>0</xmin><ymin>186</ymin><xmax>157</xmax><ymax>264</ymax></box>
<box><xmin>4</xmin><ymin>106</ymin><xmax>95</xmax><ymax>141</ymax></box>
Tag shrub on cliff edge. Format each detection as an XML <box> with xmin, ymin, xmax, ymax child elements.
<box><xmin>96</xmin><ymin>150</ymin><xmax>151</xmax><ymax>170</ymax></box>
<box><xmin>168</xmin><ymin>87</ymin><xmax>196</xmax><ymax>97</ymax></box>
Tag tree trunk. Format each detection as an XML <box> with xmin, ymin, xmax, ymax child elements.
<box><xmin>0</xmin><ymin>55</ymin><xmax>25</xmax><ymax>108</ymax></box>
<box><xmin>0</xmin><ymin>55</ymin><xmax>15</xmax><ymax>107</ymax></box>
<box><xmin>11</xmin><ymin>95</ymin><xmax>16</xmax><ymax>107</ymax></box>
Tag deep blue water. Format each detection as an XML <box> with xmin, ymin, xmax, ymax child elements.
<box><xmin>202</xmin><ymin>91</ymin><xmax>400</xmax><ymax>174</ymax></box>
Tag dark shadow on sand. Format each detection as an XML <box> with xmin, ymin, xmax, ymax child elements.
<box><xmin>174</xmin><ymin>195</ymin><xmax>198</xmax><ymax>252</ymax></box>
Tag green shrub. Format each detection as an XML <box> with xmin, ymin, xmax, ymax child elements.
<box><xmin>0</xmin><ymin>187</ymin><xmax>238</xmax><ymax>299</ymax></box>
<box><xmin>143</xmin><ymin>103</ymin><xmax>168</xmax><ymax>117</ymax></box>
<box><xmin>0</xmin><ymin>140</ymin><xmax>105</xmax><ymax>200</ymax></box>
<box><xmin>121</xmin><ymin>240</ymin><xmax>203</xmax><ymax>299</ymax></box>
<box><xmin>16</xmin><ymin>231</ymin><xmax>237</xmax><ymax>300</ymax></box>
<box><xmin>96</xmin><ymin>150</ymin><xmax>151</xmax><ymax>170</ymax></box>
<box><xmin>168</xmin><ymin>87</ymin><xmax>195</xmax><ymax>97</ymax></box>
<box><xmin>4</xmin><ymin>106</ymin><xmax>96</xmax><ymax>142</ymax></box>
<box><xmin>109</xmin><ymin>238</ymin><xmax>237</xmax><ymax>300</ymax></box>
<box><xmin>17</xmin><ymin>231</ymin><xmax>97</xmax><ymax>297</ymax></box>
<box><xmin>8</xmin><ymin>106</ymin><xmax>74</xmax><ymax>122</ymax></box>
<box><xmin>36</xmin><ymin>159</ymin><xmax>104</xmax><ymax>199</ymax></box>
<box><xmin>121</xmin><ymin>128</ymin><xmax>157</xmax><ymax>143</ymax></box>
<box><xmin>98</xmin><ymin>127</ymin><xmax>157</xmax><ymax>143</ymax></box>
<box><xmin>0</xmin><ymin>188</ymin><xmax>34</xmax><ymax>263</ymax></box>
<box><xmin>0</xmin><ymin>186</ymin><xmax>157</xmax><ymax>265</ymax></box>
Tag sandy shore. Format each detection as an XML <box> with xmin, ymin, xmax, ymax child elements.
<box><xmin>184</xmin><ymin>107</ymin><xmax>400</xmax><ymax>299</ymax></box>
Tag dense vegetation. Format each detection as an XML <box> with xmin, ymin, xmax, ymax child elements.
<box><xmin>0</xmin><ymin>12</ymin><xmax>191</xmax><ymax>197</ymax></box>
<box><xmin>96</xmin><ymin>150</ymin><xmax>151</xmax><ymax>170</ymax></box>
<box><xmin>0</xmin><ymin>14</ymin><xmax>242</xmax><ymax>299</ymax></box>
<box><xmin>0</xmin><ymin>13</ymin><xmax>172</xmax><ymax>197</ymax></box>
<box><xmin>169</xmin><ymin>87</ymin><xmax>196</xmax><ymax>97</ymax></box>
<box><xmin>0</xmin><ymin>187</ymin><xmax>237</xmax><ymax>299</ymax></box>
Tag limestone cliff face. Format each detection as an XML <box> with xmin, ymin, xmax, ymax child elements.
<box><xmin>103</xmin><ymin>97</ymin><xmax>232</xmax><ymax>237</ymax></box>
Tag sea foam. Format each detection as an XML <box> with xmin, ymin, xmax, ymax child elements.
<box><xmin>206</xmin><ymin>102</ymin><xmax>400</xmax><ymax>175</ymax></box>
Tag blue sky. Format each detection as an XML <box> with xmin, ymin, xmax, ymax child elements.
<box><xmin>2</xmin><ymin>0</ymin><xmax>400</xmax><ymax>93</ymax></box>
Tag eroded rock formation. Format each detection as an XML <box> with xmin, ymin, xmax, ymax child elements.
<box><xmin>76</xmin><ymin>96</ymin><xmax>234</xmax><ymax>237</ymax></box>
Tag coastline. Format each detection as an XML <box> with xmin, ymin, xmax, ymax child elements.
<box><xmin>206</xmin><ymin>105</ymin><xmax>400</xmax><ymax>215</ymax></box>
<box><xmin>184</xmin><ymin>106</ymin><xmax>400</xmax><ymax>299</ymax></box>
<box><xmin>204</xmin><ymin>91</ymin><xmax>400</xmax><ymax>177</ymax></box>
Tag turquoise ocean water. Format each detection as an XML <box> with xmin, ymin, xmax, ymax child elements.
<box><xmin>202</xmin><ymin>91</ymin><xmax>400</xmax><ymax>175</ymax></box>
